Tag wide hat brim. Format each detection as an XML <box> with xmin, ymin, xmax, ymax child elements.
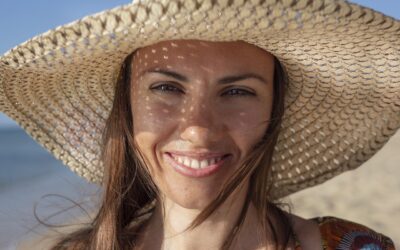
<box><xmin>0</xmin><ymin>0</ymin><xmax>399</xmax><ymax>198</ymax></box>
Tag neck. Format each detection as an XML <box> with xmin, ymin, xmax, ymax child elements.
<box><xmin>138</xmin><ymin>182</ymin><xmax>267</xmax><ymax>250</ymax></box>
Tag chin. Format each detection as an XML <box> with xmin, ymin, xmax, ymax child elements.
<box><xmin>167</xmin><ymin>190</ymin><xmax>218</xmax><ymax>210</ymax></box>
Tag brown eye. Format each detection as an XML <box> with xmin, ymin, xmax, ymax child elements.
<box><xmin>150</xmin><ymin>82</ymin><xmax>184</xmax><ymax>94</ymax></box>
<box><xmin>222</xmin><ymin>88</ymin><xmax>255</xmax><ymax>97</ymax></box>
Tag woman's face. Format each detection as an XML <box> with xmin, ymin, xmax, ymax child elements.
<box><xmin>131</xmin><ymin>40</ymin><xmax>274</xmax><ymax>209</ymax></box>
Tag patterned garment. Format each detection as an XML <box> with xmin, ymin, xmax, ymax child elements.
<box><xmin>294</xmin><ymin>216</ymin><xmax>395</xmax><ymax>250</ymax></box>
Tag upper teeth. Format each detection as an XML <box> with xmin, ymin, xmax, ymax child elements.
<box><xmin>171</xmin><ymin>155</ymin><xmax>223</xmax><ymax>169</ymax></box>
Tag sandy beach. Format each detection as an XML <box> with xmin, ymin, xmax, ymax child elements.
<box><xmin>0</xmin><ymin>128</ymin><xmax>399</xmax><ymax>248</ymax></box>
<box><xmin>286</xmin><ymin>130</ymin><xmax>400</xmax><ymax>247</ymax></box>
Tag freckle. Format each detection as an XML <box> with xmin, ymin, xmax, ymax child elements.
<box><xmin>163</xmin><ymin>55</ymin><xmax>169</xmax><ymax>60</ymax></box>
<box><xmin>151</xmin><ymin>49</ymin><xmax>156</xmax><ymax>53</ymax></box>
<box><xmin>162</xmin><ymin>47</ymin><xmax>168</xmax><ymax>51</ymax></box>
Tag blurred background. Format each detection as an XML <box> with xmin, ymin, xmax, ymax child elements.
<box><xmin>0</xmin><ymin>0</ymin><xmax>399</xmax><ymax>249</ymax></box>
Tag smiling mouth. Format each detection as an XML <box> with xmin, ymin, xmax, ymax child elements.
<box><xmin>164</xmin><ymin>152</ymin><xmax>231</xmax><ymax>178</ymax></box>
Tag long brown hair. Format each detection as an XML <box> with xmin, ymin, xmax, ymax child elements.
<box><xmin>51</xmin><ymin>46</ymin><xmax>293</xmax><ymax>250</ymax></box>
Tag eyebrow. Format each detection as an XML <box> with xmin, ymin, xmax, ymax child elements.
<box><xmin>146</xmin><ymin>69</ymin><xmax>188</xmax><ymax>82</ymax></box>
<box><xmin>141</xmin><ymin>68</ymin><xmax>268</xmax><ymax>85</ymax></box>
<box><xmin>218</xmin><ymin>74</ymin><xmax>267</xmax><ymax>85</ymax></box>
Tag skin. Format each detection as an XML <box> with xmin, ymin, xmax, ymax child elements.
<box><xmin>130</xmin><ymin>40</ymin><xmax>322</xmax><ymax>249</ymax></box>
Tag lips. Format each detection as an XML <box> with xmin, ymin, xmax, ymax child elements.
<box><xmin>164</xmin><ymin>152</ymin><xmax>231</xmax><ymax>178</ymax></box>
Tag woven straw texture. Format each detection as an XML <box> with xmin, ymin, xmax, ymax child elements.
<box><xmin>0</xmin><ymin>0</ymin><xmax>399</xmax><ymax>198</ymax></box>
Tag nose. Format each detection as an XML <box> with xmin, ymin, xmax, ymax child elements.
<box><xmin>179</xmin><ymin>103</ymin><xmax>224</xmax><ymax>146</ymax></box>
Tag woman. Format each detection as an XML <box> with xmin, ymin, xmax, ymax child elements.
<box><xmin>1</xmin><ymin>0</ymin><xmax>399</xmax><ymax>249</ymax></box>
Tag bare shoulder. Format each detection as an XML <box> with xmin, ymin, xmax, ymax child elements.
<box><xmin>288</xmin><ymin>213</ymin><xmax>323</xmax><ymax>250</ymax></box>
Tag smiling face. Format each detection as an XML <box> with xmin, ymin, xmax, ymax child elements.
<box><xmin>131</xmin><ymin>40</ymin><xmax>274</xmax><ymax>209</ymax></box>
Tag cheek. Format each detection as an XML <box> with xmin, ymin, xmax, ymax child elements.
<box><xmin>132</xmin><ymin>95</ymin><xmax>178</xmax><ymax>133</ymax></box>
<box><xmin>220</xmin><ymin>102</ymin><xmax>272</xmax><ymax>139</ymax></box>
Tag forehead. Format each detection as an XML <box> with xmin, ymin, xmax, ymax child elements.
<box><xmin>132</xmin><ymin>39</ymin><xmax>274</xmax><ymax>74</ymax></box>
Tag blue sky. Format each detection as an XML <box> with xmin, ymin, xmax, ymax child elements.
<box><xmin>0</xmin><ymin>1</ymin><xmax>399</xmax><ymax>128</ymax></box>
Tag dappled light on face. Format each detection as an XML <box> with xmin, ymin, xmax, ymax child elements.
<box><xmin>183</xmin><ymin>65</ymin><xmax>193</xmax><ymax>72</ymax></box>
<box><xmin>130</xmin><ymin>39</ymin><xmax>274</xmax><ymax>138</ymax></box>
<box><xmin>128</xmin><ymin>39</ymin><xmax>277</xmax><ymax>217</ymax></box>
<box><xmin>199</xmin><ymin>41</ymin><xmax>212</xmax><ymax>48</ymax></box>
<box><xmin>186</xmin><ymin>43</ymin><xmax>197</xmax><ymax>49</ymax></box>
<box><xmin>200</xmin><ymin>65</ymin><xmax>213</xmax><ymax>73</ymax></box>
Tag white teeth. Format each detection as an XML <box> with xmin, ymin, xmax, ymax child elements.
<box><xmin>191</xmin><ymin>159</ymin><xmax>200</xmax><ymax>169</ymax></box>
<box><xmin>210</xmin><ymin>158</ymin><xmax>216</xmax><ymax>165</ymax></box>
<box><xmin>177</xmin><ymin>156</ymin><xmax>184</xmax><ymax>164</ymax></box>
<box><xmin>184</xmin><ymin>157</ymin><xmax>191</xmax><ymax>166</ymax></box>
<box><xmin>200</xmin><ymin>160</ymin><xmax>208</xmax><ymax>168</ymax></box>
<box><xmin>171</xmin><ymin>154</ymin><xmax>224</xmax><ymax>169</ymax></box>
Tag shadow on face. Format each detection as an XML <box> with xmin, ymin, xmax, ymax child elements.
<box><xmin>130</xmin><ymin>39</ymin><xmax>275</xmax><ymax>209</ymax></box>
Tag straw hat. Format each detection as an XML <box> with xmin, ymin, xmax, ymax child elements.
<box><xmin>0</xmin><ymin>0</ymin><xmax>399</xmax><ymax>198</ymax></box>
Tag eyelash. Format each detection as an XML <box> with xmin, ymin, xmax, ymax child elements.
<box><xmin>150</xmin><ymin>83</ymin><xmax>255</xmax><ymax>97</ymax></box>
<box><xmin>150</xmin><ymin>84</ymin><xmax>184</xmax><ymax>94</ymax></box>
